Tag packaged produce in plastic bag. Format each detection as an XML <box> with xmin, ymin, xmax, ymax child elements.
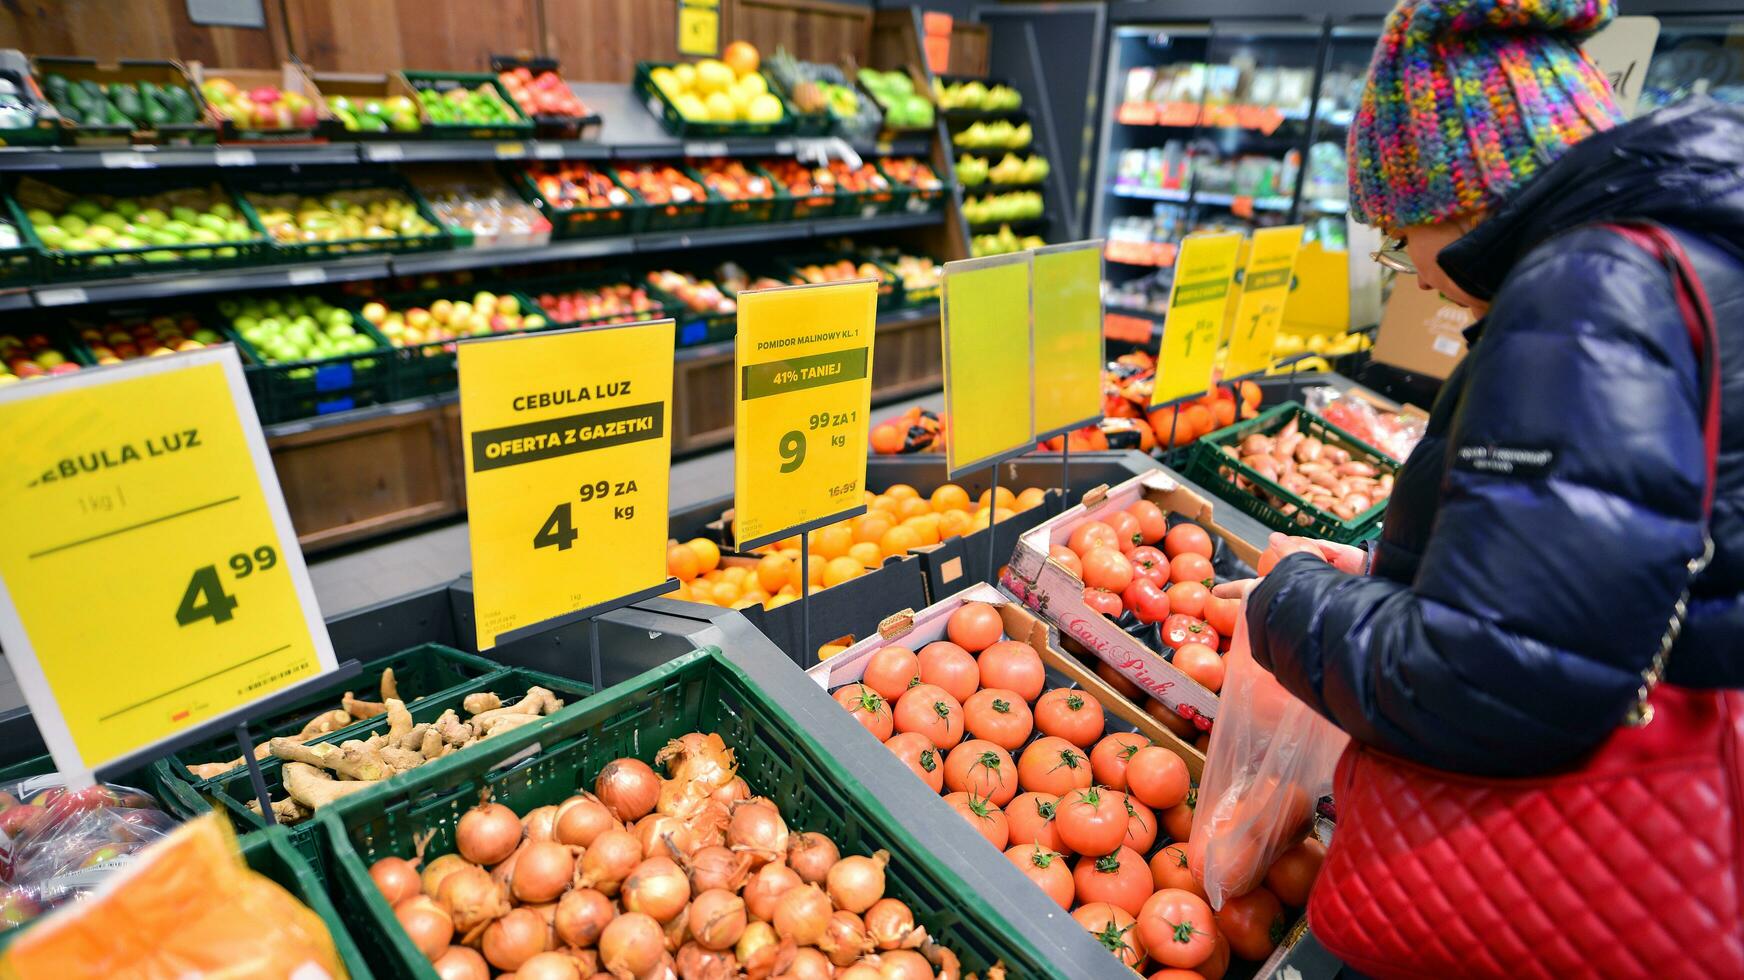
<box><xmin>1189</xmin><ymin>609</ymin><xmax>1347</xmax><ymax>908</ymax></box>
<box><xmin>2</xmin><ymin>813</ymin><xmax>348</xmax><ymax>979</ymax></box>
<box><xmin>0</xmin><ymin>776</ymin><xmax>179</xmax><ymax>932</ymax></box>
<box><xmin>1305</xmin><ymin>385</ymin><xmax>1426</xmax><ymax>462</ymax></box>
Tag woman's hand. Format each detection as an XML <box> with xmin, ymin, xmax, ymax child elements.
<box><xmin>1214</xmin><ymin>579</ymin><xmax>1259</xmax><ymax>600</ymax></box>
<box><xmin>1258</xmin><ymin>533</ymin><xmax>1367</xmax><ymax>575</ymax></box>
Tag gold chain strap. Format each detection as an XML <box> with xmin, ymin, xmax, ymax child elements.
<box><xmin>1624</xmin><ymin>534</ymin><xmax>1715</xmax><ymax>727</ymax></box>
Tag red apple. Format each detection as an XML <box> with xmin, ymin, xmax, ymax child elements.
<box><xmin>0</xmin><ymin>888</ymin><xmax>40</xmax><ymax>929</ymax></box>
<box><xmin>0</xmin><ymin>803</ymin><xmax>46</xmax><ymax>836</ymax></box>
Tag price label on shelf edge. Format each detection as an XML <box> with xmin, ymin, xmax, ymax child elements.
<box><xmin>1225</xmin><ymin>225</ymin><xmax>1306</xmax><ymax>378</ymax></box>
<box><xmin>1031</xmin><ymin>241</ymin><xmax>1106</xmax><ymax>438</ymax></box>
<box><xmin>459</xmin><ymin>320</ymin><xmax>675</xmax><ymax>649</ymax></box>
<box><xmin>733</xmin><ymin>280</ymin><xmax>877</xmax><ymax>548</ymax></box>
<box><xmin>1151</xmin><ymin>232</ymin><xmax>1243</xmax><ymax>406</ymax></box>
<box><xmin>0</xmin><ymin>347</ymin><xmax>335</xmax><ymax>779</ymax></box>
<box><xmin>942</xmin><ymin>252</ymin><xmax>1035</xmax><ymax>477</ymax></box>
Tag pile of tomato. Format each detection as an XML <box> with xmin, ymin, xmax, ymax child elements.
<box><xmin>823</xmin><ymin>600</ymin><xmax>1322</xmax><ymax>975</ymax></box>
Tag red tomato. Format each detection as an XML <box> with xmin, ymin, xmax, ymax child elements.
<box><xmin>883</xmin><ymin>731</ymin><xmax>944</xmax><ymax>792</ymax></box>
<box><xmin>1163</xmin><ymin>523</ymin><xmax>1215</xmax><ymax>561</ymax></box>
<box><xmin>1173</xmin><ymin>643</ymin><xmax>1225</xmax><ymax>693</ymax></box>
<box><xmin>892</xmin><ymin>683</ymin><xmax>964</xmax><ymax>750</ymax></box>
<box><xmin>1264</xmin><ymin>837</ymin><xmax>1326</xmax><ymax>908</ymax></box>
<box><xmin>1083</xmin><ymin>587</ymin><xmax>1124</xmax><ymax>618</ymax></box>
<box><xmin>1149</xmin><ymin>841</ymin><xmax>1205</xmax><ymax>898</ymax></box>
<box><xmin>1068</xmin><ymin>520</ymin><xmax>1120</xmax><ymax>557</ymax></box>
<box><xmin>832</xmin><ymin>683</ymin><xmax>893</xmax><ymax>741</ymax></box>
<box><xmin>1072</xmin><ymin>903</ymin><xmax>1143</xmax><ymax>969</ymax></box>
<box><xmin>1055</xmin><ymin>785</ymin><xmax>1128</xmax><ymax>856</ymax></box>
<box><xmin>1146</xmin><ymin>696</ymin><xmax>1200</xmax><ymax>739</ymax></box>
<box><xmin>978</xmin><ymin>641</ymin><xmax>1045</xmax><ymax>702</ymax></box>
<box><xmin>1215</xmin><ymin>886</ymin><xmax>1287</xmax><ymax>961</ymax></box>
<box><xmin>1127</xmin><ymin>745</ymin><xmax>1190</xmax><ymax>810</ymax></box>
<box><xmin>1162</xmin><ymin>615</ymin><xmax>1219</xmax><ymax>650</ymax></box>
<box><xmin>1097</xmin><ymin>661</ymin><xmax>1144</xmax><ymax>700</ymax></box>
<box><xmin>1016</xmin><ymin>736</ymin><xmax>1093</xmax><ymax>797</ymax></box>
<box><xmin>1089</xmin><ymin>732</ymin><xmax>1149</xmax><ymax>790</ymax></box>
<box><xmin>1126</xmin><ymin>500</ymin><xmax>1168</xmax><ymax>544</ymax></box>
<box><xmin>1006</xmin><ymin>844</ymin><xmax>1074</xmax><ymax>908</ymax></box>
<box><xmin>1161</xmin><ymin>798</ymin><xmax>1195</xmax><ymax>842</ymax></box>
<box><xmin>862</xmin><ymin>645</ymin><xmax>919</xmax><ymax>702</ymax></box>
<box><xmin>1122</xmin><ymin>794</ymin><xmax>1158</xmax><ymax>854</ymax></box>
<box><xmin>1073</xmin><ymin>845</ymin><xmax>1154</xmax><ymax>917</ymax></box>
<box><xmin>1205</xmin><ymin>597</ymin><xmax>1240</xmax><ymax>641</ymax></box>
<box><xmin>1105</xmin><ymin>510</ymin><xmax>1143</xmax><ymax>555</ymax></box>
<box><xmin>1150</xmin><ymin>971</ymin><xmax>1209</xmax><ymax>980</ymax></box>
<box><xmin>1137</xmin><ymin>888</ymin><xmax>1216</xmax><ymax>968</ymax></box>
<box><xmin>1123</xmin><ymin>577</ymin><xmax>1171</xmax><ymax>625</ymax></box>
<box><xmin>1129</xmin><ymin>545</ymin><xmax>1170</xmax><ymax>586</ymax></box>
<box><xmin>1200</xmin><ymin>932</ymin><xmax>1231</xmax><ymax>980</ymax></box>
<box><xmin>944</xmin><ymin>791</ymin><xmax>1008</xmax><ymax>850</ymax></box>
<box><xmin>1082</xmin><ymin>547</ymin><xmax>1135</xmax><ymax>593</ymax></box>
<box><xmin>947</xmin><ymin>601</ymin><xmax>1004</xmax><ymax>653</ymax></box>
<box><xmin>1048</xmin><ymin>545</ymin><xmax>1083</xmax><ymax>579</ymax></box>
<box><xmin>963</xmin><ymin>688</ymin><xmax>1033</xmax><ymax>751</ymax></box>
<box><xmin>943</xmin><ymin>739</ymin><xmax>1018</xmax><ymax>806</ymax></box>
<box><xmin>917</xmin><ymin>641</ymin><xmax>979</xmax><ymax>703</ymax></box>
<box><xmin>1034</xmin><ymin>688</ymin><xmax>1106</xmax><ymax>747</ymax></box>
<box><xmin>1169</xmin><ymin>552</ymin><xmax>1215</xmax><ymax>586</ymax></box>
<box><xmin>1166</xmin><ymin>581</ymin><xmax>1208</xmax><ymax>619</ymax></box>
<box><xmin>1005</xmin><ymin>792</ymin><xmax>1065</xmax><ymax>853</ymax></box>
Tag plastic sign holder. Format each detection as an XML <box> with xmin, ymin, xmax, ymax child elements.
<box><xmin>1030</xmin><ymin>239</ymin><xmax>1107</xmax><ymax>498</ymax></box>
<box><xmin>0</xmin><ymin>346</ymin><xmax>340</xmax><ymax>816</ymax></box>
<box><xmin>942</xmin><ymin>251</ymin><xmax>1037</xmax><ymax>581</ymax></box>
<box><xmin>1225</xmin><ymin>225</ymin><xmax>1305</xmax><ymax>377</ymax></box>
<box><xmin>458</xmin><ymin>319</ymin><xmax>680</xmax><ymax>689</ymax></box>
<box><xmin>733</xmin><ymin>279</ymin><xmax>878</xmax><ymax>663</ymax></box>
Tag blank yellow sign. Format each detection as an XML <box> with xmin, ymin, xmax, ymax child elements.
<box><xmin>1152</xmin><ymin>232</ymin><xmax>1242</xmax><ymax>405</ymax></box>
<box><xmin>1031</xmin><ymin>241</ymin><xmax>1106</xmax><ymax>438</ymax></box>
<box><xmin>1226</xmin><ymin>225</ymin><xmax>1305</xmax><ymax>377</ymax></box>
<box><xmin>942</xmin><ymin>253</ymin><xmax>1034</xmax><ymax>476</ymax></box>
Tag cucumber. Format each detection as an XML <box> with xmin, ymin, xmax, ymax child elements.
<box><xmin>111</xmin><ymin>83</ymin><xmax>144</xmax><ymax>124</ymax></box>
<box><xmin>166</xmin><ymin>86</ymin><xmax>198</xmax><ymax>124</ymax></box>
<box><xmin>142</xmin><ymin>93</ymin><xmax>168</xmax><ymax>126</ymax></box>
<box><xmin>53</xmin><ymin>99</ymin><xmax>82</xmax><ymax>124</ymax></box>
<box><xmin>105</xmin><ymin>102</ymin><xmax>130</xmax><ymax>127</ymax></box>
<box><xmin>42</xmin><ymin>74</ymin><xmax>68</xmax><ymax>103</ymax></box>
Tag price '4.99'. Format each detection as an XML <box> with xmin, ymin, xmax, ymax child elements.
<box><xmin>534</xmin><ymin>479</ymin><xmax>640</xmax><ymax>552</ymax></box>
<box><xmin>176</xmin><ymin>545</ymin><xmax>278</xmax><ymax>626</ymax></box>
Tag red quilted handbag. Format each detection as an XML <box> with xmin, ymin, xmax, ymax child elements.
<box><xmin>1308</xmin><ymin>222</ymin><xmax>1741</xmax><ymax>980</ymax></box>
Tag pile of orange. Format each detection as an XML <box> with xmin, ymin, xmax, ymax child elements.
<box><xmin>668</xmin><ymin>482</ymin><xmax>1049</xmax><ymax>612</ymax></box>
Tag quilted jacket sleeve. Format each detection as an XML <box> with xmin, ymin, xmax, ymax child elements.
<box><xmin>1246</xmin><ymin>231</ymin><xmax>1712</xmax><ymax>776</ymax></box>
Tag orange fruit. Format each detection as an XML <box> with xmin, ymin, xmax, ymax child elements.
<box><xmin>685</xmin><ymin>538</ymin><xmax>721</xmax><ymax>574</ymax></box>
<box><xmin>1015</xmin><ymin>487</ymin><xmax>1048</xmax><ymax>512</ymax></box>
<box><xmin>848</xmin><ymin>541</ymin><xmax>883</xmax><ymax>568</ymax></box>
<box><xmin>766</xmin><ymin>593</ymin><xmax>798</xmax><ymax>610</ymax></box>
<box><xmin>897</xmin><ymin>496</ymin><xmax>931</xmax><ymax>520</ymax></box>
<box><xmin>978</xmin><ymin>487</ymin><xmax>1017</xmax><ymax>511</ymax></box>
<box><xmin>930</xmin><ymin>484</ymin><xmax>972</xmax><ymax>512</ymax></box>
<box><xmin>824</xmin><ymin>556</ymin><xmax>864</xmax><ymax>587</ymax></box>
<box><xmin>756</xmin><ymin>554</ymin><xmax>791</xmax><ymax>593</ymax></box>
<box><xmin>1183</xmin><ymin>404</ymin><xmax>1215</xmax><ymax>440</ymax></box>
<box><xmin>880</xmin><ymin>524</ymin><xmax>922</xmax><ymax>557</ymax></box>
<box><xmin>939</xmin><ymin>509</ymin><xmax>975</xmax><ymax>540</ymax></box>
<box><xmin>667</xmin><ymin>543</ymin><xmax>701</xmax><ymax>582</ymax></box>
<box><xmin>709</xmin><ymin>580</ymin><xmax>740</xmax><ymax>605</ymax></box>
<box><xmin>853</xmin><ymin>512</ymin><xmax>895</xmax><ymax>544</ymax></box>
<box><xmin>671</xmin><ymin>580</ymin><xmax>691</xmax><ymax>601</ymax></box>
<box><xmin>814</xmin><ymin>524</ymin><xmax>854</xmax><ymax>560</ymax></box>
<box><xmin>870</xmin><ymin>494</ymin><xmax>899</xmax><ymax>515</ymax></box>
<box><xmin>740</xmin><ymin>586</ymin><xmax>770</xmax><ymax>605</ymax></box>
<box><xmin>886</xmin><ymin>483</ymin><xmax>920</xmax><ymax>501</ymax></box>
<box><xmin>808</xmin><ymin>557</ymin><xmax>827</xmax><ymax>587</ymax></box>
<box><xmin>904</xmin><ymin>513</ymin><xmax>942</xmax><ymax>546</ymax></box>
<box><xmin>871</xmin><ymin>424</ymin><xmax>904</xmax><ymax>454</ymax></box>
<box><xmin>973</xmin><ymin>507</ymin><xmax>1017</xmax><ymax>531</ymax></box>
<box><xmin>731</xmin><ymin>597</ymin><xmax>762</xmax><ymax>610</ymax></box>
<box><xmin>721</xmin><ymin>565</ymin><xmax>749</xmax><ymax>586</ymax></box>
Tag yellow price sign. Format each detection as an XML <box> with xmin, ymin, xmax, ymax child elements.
<box><xmin>460</xmin><ymin>321</ymin><xmax>675</xmax><ymax>649</ymax></box>
<box><xmin>0</xmin><ymin>348</ymin><xmax>334</xmax><ymax>777</ymax></box>
<box><xmin>942</xmin><ymin>253</ymin><xmax>1034</xmax><ymax>477</ymax></box>
<box><xmin>1031</xmin><ymin>241</ymin><xmax>1106</xmax><ymax>438</ymax></box>
<box><xmin>733</xmin><ymin>280</ymin><xmax>877</xmax><ymax>549</ymax></box>
<box><xmin>1152</xmin><ymin>232</ymin><xmax>1242</xmax><ymax>405</ymax></box>
<box><xmin>1225</xmin><ymin>225</ymin><xmax>1305</xmax><ymax>377</ymax></box>
<box><xmin>677</xmin><ymin>1</ymin><xmax>720</xmax><ymax>57</ymax></box>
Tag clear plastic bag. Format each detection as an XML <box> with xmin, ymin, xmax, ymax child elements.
<box><xmin>1189</xmin><ymin>608</ymin><xmax>1348</xmax><ymax>908</ymax></box>
<box><xmin>0</xmin><ymin>776</ymin><xmax>178</xmax><ymax>933</ymax></box>
<box><xmin>1305</xmin><ymin>386</ymin><xmax>1427</xmax><ymax>462</ymax></box>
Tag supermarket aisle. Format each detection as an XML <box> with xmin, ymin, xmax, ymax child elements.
<box><xmin>304</xmin><ymin>390</ymin><xmax>943</xmax><ymax>618</ymax></box>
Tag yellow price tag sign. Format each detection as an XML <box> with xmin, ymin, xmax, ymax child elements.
<box><xmin>677</xmin><ymin>2</ymin><xmax>720</xmax><ymax>57</ymax></box>
<box><xmin>1031</xmin><ymin>241</ymin><xmax>1106</xmax><ymax>438</ymax></box>
<box><xmin>459</xmin><ymin>321</ymin><xmax>675</xmax><ymax>649</ymax></box>
<box><xmin>942</xmin><ymin>253</ymin><xmax>1034</xmax><ymax>477</ymax></box>
<box><xmin>1225</xmin><ymin>225</ymin><xmax>1306</xmax><ymax>377</ymax></box>
<box><xmin>1152</xmin><ymin>232</ymin><xmax>1242</xmax><ymax>406</ymax></box>
<box><xmin>0</xmin><ymin>348</ymin><xmax>334</xmax><ymax>777</ymax></box>
<box><xmin>733</xmin><ymin>280</ymin><xmax>877</xmax><ymax>549</ymax></box>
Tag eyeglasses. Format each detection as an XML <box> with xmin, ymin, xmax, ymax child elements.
<box><xmin>1370</xmin><ymin>237</ymin><xmax>1416</xmax><ymax>275</ymax></box>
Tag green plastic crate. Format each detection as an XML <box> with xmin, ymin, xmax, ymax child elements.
<box><xmin>690</xmin><ymin>160</ymin><xmax>787</xmax><ymax>227</ymax></box>
<box><xmin>316</xmin><ymin>648</ymin><xmax>1056</xmax><ymax>979</ymax></box>
<box><xmin>633</xmin><ymin>62</ymin><xmax>793</xmax><ymax>138</ymax></box>
<box><xmin>517</xmin><ymin>269</ymin><xmax>683</xmax><ymax>331</ymax></box>
<box><xmin>241</xmin><ymin>827</ymin><xmax>375</xmax><ymax>979</ymax></box>
<box><xmin>612</xmin><ymin>161</ymin><xmax>713</xmax><ymax>231</ymax></box>
<box><xmin>5</xmin><ymin>173</ymin><xmax>269</xmax><ymax>282</ymax></box>
<box><xmin>237</xmin><ymin>169</ymin><xmax>451</xmax><ymax>262</ymax></box>
<box><xmin>778</xmin><ymin>251</ymin><xmax>903</xmax><ymax>310</ymax></box>
<box><xmin>223</xmin><ymin>305</ymin><xmax>396</xmax><ymax>424</ymax></box>
<box><xmin>1183</xmin><ymin>400</ymin><xmax>1395</xmax><ymax>544</ymax></box>
<box><xmin>348</xmin><ymin>287</ymin><xmax>549</xmax><ymax>401</ymax></box>
<box><xmin>879</xmin><ymin>158</ymin><xmax>948</xmax><ymax>215</ymax></box>
<box><xmin>0</xmin><ymin>754</ymin><xmax>53</xmax><ymax>786</ymax></box>
<box><xmin>759</xmin><ymin>159</ymin><xmax>836</xmax><ymax>220</ymax></box>
<box><xmin>397</xmin><ymin>70</ymin><xmax>533</xmax><ymax>140</ymax></box>
<box><xmin>190</xmin><ymin>666</ymin><xmax>593</xmax><ymax>868</ymax></box>
<box><xmin>513</xmin><ymin>161</ymin><xmax>645</xmax><ymax>239</ymax></box>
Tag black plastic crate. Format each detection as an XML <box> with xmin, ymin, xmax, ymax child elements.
<box><xmin>513</xmin><ymin>160</ymin><xmax>645</xmax><ymax>239</ymax></box>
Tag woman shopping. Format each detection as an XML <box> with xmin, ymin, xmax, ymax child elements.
<box><xmin>1231</xmin><ymin>0</ymin><xmax>1744</xmax><ymax>975</ymax></box>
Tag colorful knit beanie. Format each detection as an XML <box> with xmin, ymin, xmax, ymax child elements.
<box><xmin>1348</xmin><ymin>0</ymin><xmax>1625</xmax><ymax>230</ymax></box>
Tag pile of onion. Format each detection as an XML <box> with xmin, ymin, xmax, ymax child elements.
<box><xmin>364</xmin><ymin>731</ymin><xmax>973</xmax><ymax>979</ymax></box>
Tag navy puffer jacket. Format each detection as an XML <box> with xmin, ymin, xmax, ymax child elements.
<box><xmin>1247</xmin><ymin>99</ymin><xmax>1744</xmax><ymax>777</ymax></box>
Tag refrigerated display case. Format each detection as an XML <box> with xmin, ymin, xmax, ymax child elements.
<box><xmin>1641</xmin><ymin>16</ymin><xmax>1744</xmax><ymax>112</ymax></box>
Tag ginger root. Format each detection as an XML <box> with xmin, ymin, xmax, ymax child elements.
<box><xmin>380</xmin><ymin>666</ymin><xmax>399</xmax><ymax>703</ymax></box>
<box><xmin>247</xmin><ymin>796</ymin><xmax>310</xmax><ymax>824</ymax></box>
<box><xmin>297</xmin><ymin>709</ymin><xmax>353</xmax><ymax>740</ymax></box>
<box><xmin>270</xmin><ymin>737</ymin><xmax>387</xmax><ymax>781</ymax></box>
<box><xmin>380</xmin><ymin>746</ymin><xmax>426</xmax><ymax>772</ymax></box>
<box><xmin>470</xmin><ymin>687</ymin><xmax>563</xmax><ymax>727</ymax></box>
<box><xmin>186</xmin><ymin>761</ymin><xmax>237</xmax><ymax>780</ymax></box>
<box><xmin>343</xmin><ymin>691</ymin><xmax>387</xmax><ymax>719</ymax></box>
<box><xmin>385</xmin><ymin>697</ymin><xmax>413</xmax><ymax>741</ymax></box>
<box><xmin>477</xmin><ymin>714</ymin><xmax>541</xmax><ymax>739</ymax></box>
<box><xmin>463</xmin><ymin>692</ymin><xmax>502</xmax><ymax>715</ymax></box>
<box><xmin>284</xmin><ymin>762</ymin><xmax>379</xmax><ymax>810</ymax></box>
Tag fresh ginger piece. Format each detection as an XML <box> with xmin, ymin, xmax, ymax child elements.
<box><xmin>419</xmin><ymin>727</ymin><xmax>445</xmax><ymax>759</ymax></box>
<box><xmin>477</xmin><ymin>714</ymin><xmax>541</xmax><ymax>739</ymax></box>
<box><xmin>470</xmin><ymin>688</ymin><xmax>563</xmax><ymax>727</ymax></box>
<box><xmin>246</xmin><ymin>796</ymin><xmax>310</xmax><ymax>824</ymax></box>
<box><xmin>463</xmin><ymin>692</ymin><xmax>502</xmax><ymax>715</ymax></box>
<box><xmin>385</xmin><ymin>697</ymin><xmax>412</xmax><ymax>741</ymax></box>
<box><xmin>343</xmin><ymin>691</ymin><xmax>387</xmax><ymax>719</ymax></box>
<box><xmin>297</xmin><ymin>709</ymin><xmax>353</xmax><ymax>740</ymax></box>
<box><xmin>380</xmin><ymin>746</ymin><xmax>426</xmax><ymax>772</ymax></box>
<box><xmin>434</xmin><ymin>710</ymin><xmax>473</xmax><ymax>746</ymax></box>
<box><xmin>185</xmin><ymin>761</ymin><xmax>237</xmax><ymax>780</ymax></box>
<box><xmin>380</xmin><ymin>666</ymin><xmax>399</xmax><ymax>703</ymax></box>
<box><xmin>283</xmin><ymin>762</ymin><xmax>379</xmax><ymax>809</ymax></box>
<box><xmin>269</xmin><ymin>737</ymin><xmax>387</xmax><ymax>781</ymax></box>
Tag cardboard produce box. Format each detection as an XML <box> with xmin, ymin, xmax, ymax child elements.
<box><xmin>1004</xmin><ymin>469</ymin><xmax>1260</xmax><ymax>724</ymax></box>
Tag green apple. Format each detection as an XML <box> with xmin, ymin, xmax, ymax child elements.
<box><xmin>67</xmin><ymin>199</ymin><xmax>102</xmax><ymax>222</ymax></box>
<box><xmin>134</xmin><ymin>208</ymin><xmax>168</xmax><ymax>228</ymax></box>
<box><xmin>57</xmin><ymin>214</ymin><xmax>88</xmax><ymax>236</ymax></box>
<box><xmin>25</xmin><ymin>208</ymin><xmax>53</xmax><ymax>228</ymax></box>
